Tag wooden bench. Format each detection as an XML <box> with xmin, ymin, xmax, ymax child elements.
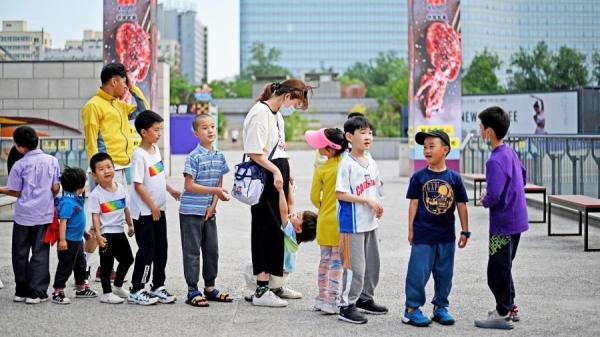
<box><xmin>462</xmin><ymin>174</ymin><xmax>547</xmax><ymax>223</ymax></box>
<box><xmin>525</xmin><ymin>184</ymin><xmax>547</xmax><ymax>223</ymax></box>
<box><xmin>548</xmin><ymin>195</ymin><xmax>600</xmax><ymax>252</ymax></box>
<box><xmin>462</xmin><ymin>173</ymin><xmax>486</xmax><ymax>206</ymax></box>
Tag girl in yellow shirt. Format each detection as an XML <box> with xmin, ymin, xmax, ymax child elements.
<box><xmin>306</xmin><ymin>128</ymin><xmax>348</xmax><ymax>314</ymax></box>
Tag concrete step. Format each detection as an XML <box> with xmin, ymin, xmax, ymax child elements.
<box><xmin>0</xmin><ymin>196</ymin><xmax>16</xmax><ymax>222</ymax></box>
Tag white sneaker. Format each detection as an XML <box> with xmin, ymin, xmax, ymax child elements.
<box><xmin>25</xmin><ymin>297</ymin><xmax>48</xmax><ymax>304</ymax></box>
<box><xmin>128</xmin><ymin>289</ymin><xmax>158</xmax><ymax>306</ymax></box>
<box><xmin>275</xmin><ymin>287</ymin><xmax>303</xmax><ymax>299</ymax></box>
<box><xmin>252</xmin><ymin>290</ymin><xmax>288</xmax><ymax>307</ymax></box>
<box><xmin>313</xmin><ymin>298</ymin><xmax>323</xmax><ymax>311</ymax></box>
<box><xmin>319</xmin><ymin>302</ymin><xmax>339</xmax><ymax>315</ymax></box>
<box><xmin>13</xmin><ymin>295</ymin><xmax>26</xmax><ymax>302</ymax></box>
<box><xmin>150</xmin><ymin>286</ymin><xmax>176</xmax><ymax>304</ymax></box>
<box><xmin>0</xmin><ymin>278</ymin><xmax>4</xmax><ymax>289</ymax></box>
<box><xmin>474</xmin><ymin>310</ymin><xmax>514</xmax><ymax>330</ymax></box>
<box><xmin>112</xmin><ymin>286</ymin><xmax>129</xmax><ymax>298</ymax></box>
<box><xmin>100</xmin><ymin>292</ymin><xmax>124</xmax><ymax>304</ymax></box>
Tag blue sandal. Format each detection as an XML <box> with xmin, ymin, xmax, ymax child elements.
<box><xmin>204</xmin><ymin>288</ymin><xmax>233</xmax><ymax>302</ymax></box>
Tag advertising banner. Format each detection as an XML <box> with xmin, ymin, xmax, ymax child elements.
<box><xmin>462</xmin><ymin>91</ymin><xmax>578</xmax><ymax>136</ymax></box>
<box><xmin>103</xmin><ymin>0</ymin><xmax>158</xmax><ymax>108</ymax></box>
<box><xmin>408</xmin><ymin>0</ymin><xmax>462</xmax><ymax>171</ymax></box>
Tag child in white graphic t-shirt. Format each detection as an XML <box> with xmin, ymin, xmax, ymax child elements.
<box><xmin>335</xmin><ymin>116</ymin><xmax>388</xmax><ymax>324</ymax></box>
<box><xmin>87</xmin><ymin>153</ymin><xmax>134</xmax><ymax>304</ymax></box>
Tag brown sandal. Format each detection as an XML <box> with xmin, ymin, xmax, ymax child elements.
<box><xmin>185</xmin><ymin>291</ymin><xmax>209</xmax><ymax>307</ymax></box>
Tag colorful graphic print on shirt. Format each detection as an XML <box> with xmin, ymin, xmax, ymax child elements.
<box><xmin>422</xmin><ymin>179</ymin><xmax>454</xmax><ymax>215</ymax></box>
<box><xmin>356</xmin><ymin>174</ymin><xmax>377</xmax><ymax>196</ymax></box>
<box><xmin>100</xmin><ymin>198</ymin><xmax>126</xmax><ymax>213</ymax></box>
<box><xmin>149</xmin><ymin>161</ymin><xmax>164</xmax><ymax>177</ymax></box>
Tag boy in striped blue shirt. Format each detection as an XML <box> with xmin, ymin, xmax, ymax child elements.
<box><xmin>179</xmin><ymin>114</ymin><xmax>232</xmax><ymax>307</ymax></box>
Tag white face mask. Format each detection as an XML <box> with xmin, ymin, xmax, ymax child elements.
<box><xmin>279</xmin><ymin>103</ymin><xmax>295</xmax><ymax>116</ymax></box>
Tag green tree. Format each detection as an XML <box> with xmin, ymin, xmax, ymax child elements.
<box><xmin>592</xmin><ymin>51</ymin><xmax>600</xmax><ymax>86</ymax></box>
<box><xmin>548</xmin><ymin>47</ymin><xmax>588</xmax><ymax>89</ymax></box>
<box><xmin>243</xmin><ymin>41</ymin><xmax>291</xmax><ymax>78</ymax></box>
<box><xmin>209</xmin><ymin>78</ymin><xmax>252</xmax><ymax>98</ymax></box>
<box><xmin>509</xmin><ymin>41</ymin><xmax>553</xmax><ymax>91</ymax></box>
<box><xmin>343</xmin><ymin>51</ymin><xmax>408</xmax><ymax>137</ymax></box>
<box><xmin>509</xmin><ymin>41</ymin><xmax>588</xmax><ymax>90</ymax></box>
<box><xmin>462</xmin><ymin>49</ymin><xmax>504</xmax><ymax>94</ymax></box>
<box><xmin>169</xmin><ymin>67</ymin><xmax>192</xmax><ymax>104</ymax></box>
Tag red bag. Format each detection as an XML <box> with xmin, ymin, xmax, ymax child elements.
<box><xmin>43</xmin><ymin>207</ymin><xmax>59</xmax><ymax>246</ymax></box>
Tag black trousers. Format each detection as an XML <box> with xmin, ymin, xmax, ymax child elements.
<box><xmin>487</xmin><ymin>233</ymin><xmax>521</xmax><ymax>316</ymax></box>
<box><xmin>131</xmin><ymin>212</ymin><xmax>168</xmax><ymax>292</ymax></box>
<box><xmin>250</xmin><ymin>158</ymin><xmax>289</xmax><ymax>277</ymax></box>
<box><xmin>53</xmin><ymin>240</ymin><xmax>87</xmax><ymax>289</ymax></box>
<box><xmin>98</xmin><ymin>233</ymin><xmax>134</xmax><ymax>294</ymax></box>
<box><xmin>12</xmin><ymin>223</ymin><xmax>50</xmax><ymax>298</ymax></box>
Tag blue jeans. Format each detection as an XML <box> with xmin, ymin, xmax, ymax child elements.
<box><xmin>405</xmin><ymin>241</ymin><xmax>455</xmax><ymax>309</ymax></box>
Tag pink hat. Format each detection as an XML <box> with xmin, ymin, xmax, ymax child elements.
<box><xmin>304</xmin><ymin>128</ymin><xmax>341</xmax><ymax>150</ymax></box>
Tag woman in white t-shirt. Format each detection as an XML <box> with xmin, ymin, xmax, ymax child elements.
<box><xmin>242</xmin><ymin>79</ymin><xmax>311</xmax><ymax>307</ymax></box>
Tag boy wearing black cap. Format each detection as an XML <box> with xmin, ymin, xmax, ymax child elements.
<box><xmin>402</xmin><ymin>130</ymin><xmax>470</xmax><ymax>327</ymax></box>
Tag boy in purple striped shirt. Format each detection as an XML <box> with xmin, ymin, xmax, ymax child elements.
<box><xmin>474</xmin><ymin>106</ymin><xmax>529</xmax><ymax>330</ymax></box>
<box><xmin>0</xmin><ymin>126</ymin><xmax>61</xmax><ymax>304</ymax></box>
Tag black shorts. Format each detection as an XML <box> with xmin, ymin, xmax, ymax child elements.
<box><xmin>250</xmin><ymin>158</ymin><xmax>289</xmax><ymax>277</ymax></box>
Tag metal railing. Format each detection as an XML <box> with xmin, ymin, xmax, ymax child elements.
<box><xmin>461</xmin><ymin>134</ymin><xmax>600</xmax><ymax>198</ymax></box>
<box><xmin>0</xmin><ymin>136</ymin><xmax>87</xmax><ymax>183</ymax></box>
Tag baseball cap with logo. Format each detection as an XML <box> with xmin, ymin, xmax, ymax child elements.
<box><xmin>415</xmin><ymin>130</ymin><xmax>451</xmax><ymax>151</ymax></box>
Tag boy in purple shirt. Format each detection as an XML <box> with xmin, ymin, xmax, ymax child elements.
<box><xmin>474</xmin><ymin>106</ymin><xmax>529</xmax><ymax>330</ymax></box>
<box><xmin>0</xmin><ymin>126</ymin><xmax>61</xmax><ymax>304</ymax></box>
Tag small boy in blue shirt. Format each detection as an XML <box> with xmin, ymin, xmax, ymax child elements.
<box><xmin>52</xmin><ymin>167</ymin><xmax>98</xmax><ymax>304</ymax></box>
<box><xmin>179</xmin><ymin>114</ymin><xmax>232</xmax><ymax>307</ymax></box>
<box><xmin>403</xmin><ymin>130</ymin><xmax>470</xmax><ymax>327</ymax></box>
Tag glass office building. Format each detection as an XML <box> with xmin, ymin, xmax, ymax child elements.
<box><xmin>240</xmin><ymin>0</ymin><xmax>407</xmax><ymax>76</ymax></box>
<box><xmin>462</xmin><ymin>0</ymin><xmax>600</xmax><ymax>84</ymax></box>
<box><xmin>241</xmin><ymin>0</ymin><xmax>599</xmax><ymax>84</ymax></box>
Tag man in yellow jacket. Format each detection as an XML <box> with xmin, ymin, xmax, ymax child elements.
<box><xmin>81</xmin><ymin>63</ymin><xmax>150</xmax><ymax>281</ymax></box>
<box><xmin>81</xmin><ymin>63</ymin><xmax>149</xmax><ymax>188</ymax></box>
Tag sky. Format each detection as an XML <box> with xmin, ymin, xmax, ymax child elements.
<box><xmin>0</xmin><ymin>0</ymin><xmax>240</xmax><ymax>81</ymax></box>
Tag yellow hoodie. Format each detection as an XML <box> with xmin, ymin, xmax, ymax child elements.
<box><xmin>81</xmin><ymin>86</ymin><xmax>149</xmax><ymax>167</ymax></box>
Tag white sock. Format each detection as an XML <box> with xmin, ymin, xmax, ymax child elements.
<box><xmin>84</xmin><ymin>252</ymin><xmax>93</xmax><ymax>269</ymax></box>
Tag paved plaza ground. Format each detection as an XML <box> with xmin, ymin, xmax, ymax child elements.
<box><xmin>0</xmin><ymin>150</ymin><xmax>599</xmax><ymax>337</ymax></box>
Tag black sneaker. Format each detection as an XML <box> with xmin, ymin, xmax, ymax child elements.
<box><xmin>338</xmin><ymin>304</ymin><xmax>368</xmax><ymax>324</ymax></box>
<box><xmin>52</xmin><ymin>291</ymin><xmax>71</xmax><ymax>305</ymax></box>
<box><xmin>356</xmin><ymin>298</ymin><xmax>389</xmax><ymax>315</ymax></box>
<box><xmin>75</xmin><ymin>287</ymin><xmax>98</xmax><ymax>298</ymax></box>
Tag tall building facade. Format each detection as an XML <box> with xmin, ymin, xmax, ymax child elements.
<box><xmin>43</xmin><ymin>30</ymin><xmax>102</xmax><ymax>61</ymax></box>
<box><xmin>158</xmin><ymin>39</ymin><xmax>181</xmax><ymax>68</ymax></box>
<box><xmin>158</xmin><ymin>4</ymin><xmax>207</xmax><ymax>84</ymax></box>
<box><xmin>239</xmin><ymin>0</ymin><xmax>407</xmax><ymax>76</ymax></box>
<box><xmin>241</xmin><ymin>1</ymin><xmax>599</xmax><ymax>85</ymax></box>
<box><xmin>0</xmin><ymin>21</ymin><xmax>51</xmax><ymax>60</ymax></box>
<box><xmin>461</xmin><ymin>0</ymin><xmax>600</xmax><ymax>85</ymax></box>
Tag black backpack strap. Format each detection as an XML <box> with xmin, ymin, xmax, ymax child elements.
<box><xmin>268</xmin><ymin>119</ymin><xmax>282</xmax><ymax>161</ymax></box>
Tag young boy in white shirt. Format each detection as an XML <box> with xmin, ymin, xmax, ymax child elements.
<box><xmin>87</xmin><ymin>153</ymin><xmax>135</xmax><ymax>304</ymax></box>
<box><xmin>128</xmin><ymin>110</ymin><xmax>181</xmax><ymax>305</ymax></box>
<box><xmin>336</xmin><ymin>116</ymin><xmax>388</xmax><ymax>324</ymax></box>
